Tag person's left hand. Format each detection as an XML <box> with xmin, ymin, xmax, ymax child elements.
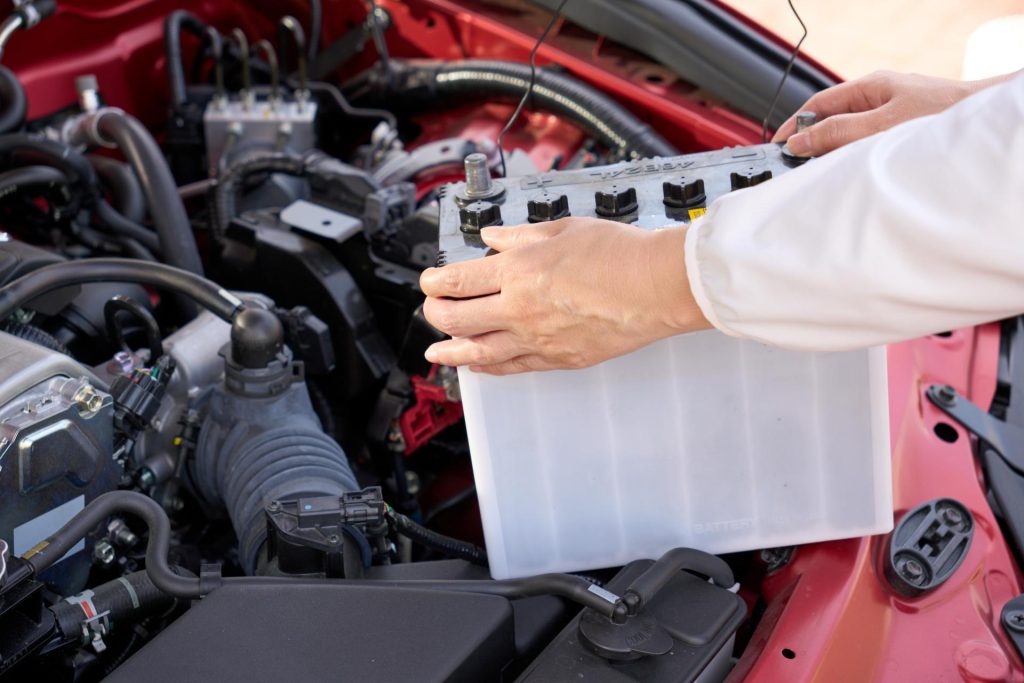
<box><xmin>419</xmin><ymin>217</ymin><xmax>708</xmax><ymax>375</ymax></box>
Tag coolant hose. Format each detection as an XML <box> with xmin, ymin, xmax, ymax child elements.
<box><xmin>370</xmin><ymin>59</ymin><xmax>678</xmax><ymax>159</ymax></box>
<box><xmin>163</xmin><ymin>10</ymin><xmax>209</xmax><ymax>109</ymax></box>
<box><xmin>50</xmin><ymin>569</ymin><xmax>187</xmax><ymax>642</ymax></box>
<box><xmin>0</xmin><ymin>164</ymin><xmax>65</xmax><ymax>198</ymax></box>
<box><xmin>0</xmin><ymin>257</ymin><xmax>243</xmax><ymax>322</ymax></box>
<box><xmin>94</xmin><ymin>110</ymin><xmax>203</xmax><ymax>274</ymax></box>
<box><xmin>22</xmin><ymin>491</ymin><xmax>206</xmax><ymax>598</ymax></box>
<box><xmin>89</xmin><ymin>155</ymin><xmax>145</xmax><ymax>223</ymax></box>
<box><xmin>0</xmin><ymin>134</ymin><xmax>98</xmax><ymax>190</ymax></box>
<box><xmin>0</xmin><ymin>65</ymin><xmax>26</xmax><ymax>134</ymax></box>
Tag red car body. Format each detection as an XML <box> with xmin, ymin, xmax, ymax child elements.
<box><xmin>7</xmin><ymin>1</ymin><xmax>1017</xmax><ymax>680</ymax></box>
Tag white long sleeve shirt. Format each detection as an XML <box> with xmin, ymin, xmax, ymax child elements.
<box><xmin>685</xmin><ymin>72</ymin><xmax>1024</xmax><ymax>351</ymax></box>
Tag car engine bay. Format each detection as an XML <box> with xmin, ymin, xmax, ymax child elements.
<box><xmin>0</xmin><ymin>1</ymin><xmax>1021</xmax><ymax>681</ymax></box>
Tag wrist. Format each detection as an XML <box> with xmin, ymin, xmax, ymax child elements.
<box><xmin>646</xmin><ymin>226</ymin><xmax>709</xmax><ymax>336</ymax></box>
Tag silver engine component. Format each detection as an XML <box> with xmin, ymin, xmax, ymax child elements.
<box><xmin>0</xmin><ymin>332</ymin><xmax>118</xmax><ymax>593</ymax></box>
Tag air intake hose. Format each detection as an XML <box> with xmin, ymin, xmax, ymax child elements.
<box><xmin>363</xmin><ymin>59</ymin><xmax>678</xmax><ymax>160</ymax></box>
<box><xmin>193</xmin><ymin>308</ymin><xmax>357</xmax><ymax>574</ymax></box>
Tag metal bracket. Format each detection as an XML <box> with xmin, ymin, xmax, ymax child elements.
<box><xmin>926</xmin><ymin>384</ymin><xmax>1024</xmax><ymax>475</ymax></box>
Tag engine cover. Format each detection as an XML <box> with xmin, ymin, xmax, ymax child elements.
<box><xmin>0</xmin><ymin>332</ymin><xmax>119</xmax><ymax>594</ymax></box>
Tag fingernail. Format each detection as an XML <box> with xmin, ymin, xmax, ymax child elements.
<box><xmin>425</xmin><ymin>346</ymin><xmax>439</xmax><ymax>363</ymax></box>
<box><xmin>786</xmin><ymin>132</ymin><xmax>810</xmax><ymax>156</ymax></box>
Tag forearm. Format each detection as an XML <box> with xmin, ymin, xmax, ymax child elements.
<box><xmin>687</xmin><ymin>73</ymin><xmax>1024</xmax><ymax>351</ymax></box>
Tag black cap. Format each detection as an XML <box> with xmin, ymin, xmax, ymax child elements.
<box><xmin>459</xmin><ymin>201</ymin><xmax>502</xmax><ymax>234</ymax></box>
<box><xmin>662</xmin><ymin>177</ymin><xmax>706</xmax><ymax>208</ymax></box>
<box><xmin>730</xmin><ymin>168</ymin><xmax>773</xmax><ymax>191</ymax></box>
<box><xmin>595</xmin><ymin>185</ymin><xmax>638</xmax><ymax>218</ymax></box>
<box><xmin>527</xmin><ymin>192</ymin><xmax>570</xmax><ymax>223</ymax></box>
<box><xmin>230</xmin><ymin>308</ymin><xmax>284</xmax><ymax>369</ymax></box>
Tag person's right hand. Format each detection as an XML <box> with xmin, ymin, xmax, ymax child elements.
<box><xmin>772</xmin><ymin>70</ymin><xmax>1007</xmax><ymax>157</ymax></box>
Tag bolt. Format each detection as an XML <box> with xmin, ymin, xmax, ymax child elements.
<box><xmin>113</xmin><ymin>350</ymin><xmax>134</xmax><ymax>375</ymax></box>
<box><xmin>137</xmin><ymin>468</ymin><xmax>156</xmax><ymax>490</ymax></box>
<box><xmin>405</xmin><ymin>470</ymin><xmax>421</xmax><ymax>496</ymax></box>
<box><xmin>327</xmin><ymin>535</ymin><xmax>340</xmax><ymax>545</ymax></box>
<box><xmin>268</xmin><ymin>501</ymin><xmax>281</xmax><ymax>512</ymax></box>
<box><xmin>1007</xmin><ymin>610</ymin><xmax>1024</xmax><ymax>632</ymax></box>
<box><xmin>795</xmin><ymin>111</ymin><xmax>817</xmax><ymax>133</ymax></box>
<box><xmin>92</xmin><ymin>540</ymin><xmax>116</xmax><ymax>567</ymax></box>
<box><xmin>463</xmin><ymin>153</ymin><xmax>493</xmax><ymax>198</ymax></box>
<box><xmin>939</xmin><ymin>506</ymin><xmax>965</xmax><ymax>528</ymax></box>
<box><xmin>936</xmin><ymin>385</ymin><xmax>957</xmax><ymax>406</ymax></box>
<box><xmin>899</xmin><ymin>557</ymin><xmax>925</xmax><ymax>584</ymax></box>
<box><xmin>72</xmin><ymin>384</ymin><xmax>104</xmax><ymax>413</ymax></box>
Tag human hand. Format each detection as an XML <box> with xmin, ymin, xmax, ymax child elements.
<box><xmin>773</xmin><ymin>70</ymin><xmax>1008</xmax><ymax>157</ymax></box>
<box><xmin>419</xmin><ymin>217</ymin><xmax>708</xmax><ymax>375</ymax></box>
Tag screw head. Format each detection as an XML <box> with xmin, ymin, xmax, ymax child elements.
<box><xmin>268</xmin><ymin>501</ymin><xmax>281</xmax><ymax>512</ymax></box>
<box><xmin>899</xmin><ymin>557</ymin><xmax>926</xmax><ymax>584</ymax></box>
<box><xmin>327</xmin><ymin>535</ymin><xmax>340</xmax><ymax>545</ymax></box>
<box><xmin>940</xmin><ymin>506</ymin><xmax>964</xmax><ymax>527</ymax></box>
<box><xmin>936</xmin><ymin>385</ymin><xmax>957</xmax><ymax>406</ymax></box>
<box><xmin>1007</xmin><ymin>610</ymin><xmax>1024</xmax><ymax>632</ymax></box>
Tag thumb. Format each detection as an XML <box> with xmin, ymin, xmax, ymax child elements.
<box><xmin>785</xmin><ymin>109</ymin><xmax>890</xmax><ymax>157</ymax></box>
<box><xmin>480</xmin><ymin>220</ymin><xmax>568</xmax><ymax>252</ymax></box>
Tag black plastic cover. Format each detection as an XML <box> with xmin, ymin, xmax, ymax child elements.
<box><xmin>107</xmin><ymin>581</ymin><xmax>514</xmax><ymax>683</ymax></box>
<box><xmin>885</xmin><ymin>497</ymin><xmax>974</xmax><ymax>597</ymax></box>
<box><xmin>518</xmin><ymin>560</ymin><xmax>745</xmax><ymax>682</ymax></box>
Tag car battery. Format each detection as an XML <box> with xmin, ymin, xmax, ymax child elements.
<box><xmin>438</xmin><ymin>144</ymin><xmax>892</xmax><ymax>579</ymax></box>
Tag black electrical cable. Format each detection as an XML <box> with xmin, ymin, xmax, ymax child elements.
<box><xmin>307</xmin><ymin>0</ymin><xmax>322</xmax><ymax>61</ymax></box>
<box><xmin>94</xmin><ymin>110</ymin><xmax>204</xmax><ymax>275</ymax></box>
<box><xmin>388</xmin><ymin>508</ymin><xmax>488</xmax><ymax>566</ymax></box>
<box><xmin>305</xmin><ymin>79</ymin><xmax>396</xmax><ymax>128</ymax></box>
<box><xmin>22</xmin><ymin>491</ymin><xmax>206</xmax><ymax>598</ymax></box>
<box><xmin>0</xmin><ymin>65</ymin><xmax>27</xmax><ymax>134</ymax></box>
<box><xmin>761</xmin><ymin>0</ymin><xmax>807</xmax><ymax>143</ymax></box>
<box><xmin>367</xmin><ymin>0</ymin><xmax>392</xmax><ymax>88</ymax></box>
<box><xmin>105</xmin><ymin>294</ymin><xmax>164</xmax><ymax>359</ymax></box>
<box><xmin>497</xmin><ymin>0</ymin><xmax>569</xmax><ymax>178</ymax></box>
<box><xmin>0</xmin><ymin>258</ymin><xmax>244</xmax><ymax>323</ymax></box>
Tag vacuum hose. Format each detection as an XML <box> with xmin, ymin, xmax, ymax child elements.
<box><xmin>367</xmin><ymin>59</ymin><xmax>678</xmax><ymax>159</ymax></box>
<box><xmin>0</xmin><ymin>65</ymin><xmax>26</xmax><ymax>134</ymax></box>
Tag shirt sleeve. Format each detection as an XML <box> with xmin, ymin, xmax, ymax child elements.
<box><xmin>684</xmin><ymin>72</ymin><xmax>1024</xmax><ymax>352</ymax></box>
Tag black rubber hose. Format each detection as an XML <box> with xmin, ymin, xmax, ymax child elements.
<box><xmin>211</xmin><ymin>152</ymin><xmax>307</xmax><ymax>239</ymax></box>
<box><xmin>50</xmin><ymin>569</ymin><xmax>182</xmax><ymax>642</ymax></box>
<box><xmin>105</xmin><ymin>294</ymin><xmax>164</xmax><ymax>358</ymax></box>
<box><xmin>95</xmin><ymin>110</ymin><xmax>203</xmax><ymax>275</ymax></box>
<box><xmin>0</xmin><ymin>258</ymin><xmax>243</xmax><ymax>323</ymax></box>
<box><xmin>95</xmin><ymin>200</ymin><xmax>161</xmax><ymax>253</ymax></box>
<box><xmin>163</xmin><ymin>10</ymin><xmax>209</xmax><ymax>109</ymax></box>
<box><xmin>227</xmin><ymin>574</ymin><xmax>628</xmax><ymax>620</ymax></box>
<box><xmin>0</xmin><ymin>134</ymin><xmax>98</xmax><ymax>190</ymax></box>
<box><xmin>0</xmin><ymin>320</ymin><xmax>71</xmax><ymax>355</ymax></box>
<box><xmin>624</xmin><ymin>547</ymin><xmax>734</xmax><ymax>611</ymax></box>
<box><xmin>23</xmin><ymin>491</ymin><xmax>204</xmax><ymax>598</ymax></box>
<box><xmin>0</xmin><ymin>164</ymin><xmax>66</xmax><ymax>200</ymax></box>
<box><xmin>368</xmin><ymin>59</ymin><xmax>677</xmax><ymax>159</ymax></box>
<box><xmin>0</xmin><ymin>65</ymin><xmax>26</xmax><ymax>134</ymax></box>
<box><xmin>389</xmin><ymin>509</ymin><xmax>488</xmax><ymax>566</ymax></box>
<box><xmin>89</xmin><ymin>155</ymin><xmax>145</xmax><ymax>223</ymax></box>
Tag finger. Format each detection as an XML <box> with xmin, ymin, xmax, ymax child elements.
<box><xmin>480</xmin><ymin>219</ymin><xmax>568</xmax><ymax>252</ymax></box>
<box><xmin>422</xmin><ymin>294</ymin><xmax>510</xmax><ymax>337</ymax></box>
<box><xmin>771</xmin><ymin>78</ymin><xmax>881</xmax><ymax>142</ymax></box>
<box><xmin>420</xmin><ymin>256</ymin><xmax>503</xmax><ymax>298</ymax></box>
<box><xmin>470</xmin><ymin>354</ymin><xmax>553</xmax><ymax>376</ymax></box>
<box><xmin>784</xmin><ymin>109</ymin><xmax>890</xmax><ymax>157</ymax></box>
<box><xmin>424</xmin><ymin>331</ymin><xmax>525</xmax><ymax>367</ymax></box>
